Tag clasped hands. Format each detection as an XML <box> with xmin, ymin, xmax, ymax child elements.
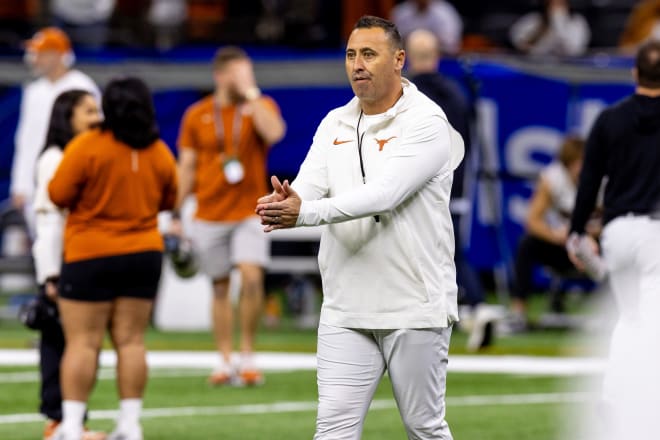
<box><xmin>256</xmin><ymin>175</ymin><xmax>302</xmax><ymax>232</ymax></box>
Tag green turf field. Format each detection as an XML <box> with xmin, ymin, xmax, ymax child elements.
<box><xmin>0</xmin><ymin>293</ymin><xmax>603</xmax><ymax>439</ymax></box>
<box><xmin>0</xmin><ymin>366</ymin><xmax>587</xmax><ymax>440</ymax></box>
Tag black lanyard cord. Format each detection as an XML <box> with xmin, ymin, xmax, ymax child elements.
<box><xmin>356</xmin><ymin>109</ymin><xmax>380</xmax><ymax>223</ymax></box>
<box><xmin>356</xmin><ymin>110</ymin><xmax>367</xmax><ymax>183</ymax></box>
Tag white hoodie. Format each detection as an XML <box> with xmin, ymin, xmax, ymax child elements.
<box><xmin>292</xmin><ymin>79</ymin><xmax>464</xmax><ymax>329</ymax></box>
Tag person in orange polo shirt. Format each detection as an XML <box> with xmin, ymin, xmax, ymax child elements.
<box><xmin>48</xmin><ymin>77</ymin><xmax>178</xmax><ymax>440</ymax></box>
<box><xmin>172</xmin><ymin>46</ymin><xmax>286</xmax><ymax>386</ymax></box>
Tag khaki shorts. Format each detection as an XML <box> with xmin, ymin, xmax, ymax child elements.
<box><xmin>190</xmin><ymin>216</ymin><xmax>269</xmax><ymax>280</ymax></box>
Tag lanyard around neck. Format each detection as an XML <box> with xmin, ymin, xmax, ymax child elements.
<box><xmin>213</xmin><ymin>103</ymin><xmax>244</xmax><ymax>157</ymax></box>
<box><xmin>356</xmin><ymin>109</ymin><xmax>380</xmax><ymax>223</ymax></box>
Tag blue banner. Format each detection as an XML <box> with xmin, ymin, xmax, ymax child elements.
<box><xmin>0</xmin><ymin>60</ymin><xmax>635</xmax><ymax>273</ymax></box>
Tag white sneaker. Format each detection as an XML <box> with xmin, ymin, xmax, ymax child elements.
<box><xmin>107</xmin><ymin>426</ymin><xmax>142</xmax><ymax>440</ymax></box>
<box><xmin>466</xmin><ymin>304</ymin><xmax>507</xmax><ymax>352</ymax></box>
<box><xmin>48</xmin><ymin>425</ymin><xmax>84</xmax><ymax>440</ymax></box>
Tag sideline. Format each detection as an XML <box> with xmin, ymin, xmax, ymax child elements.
<box><xmin>0</xmin><ymin>349</ymin><xmax>605</xmax><ymax>376</ymax></box>
<box><xmin>0</xmin><ymin>392</ymin><xmax>592</xmax><ymax>425</ymax></box>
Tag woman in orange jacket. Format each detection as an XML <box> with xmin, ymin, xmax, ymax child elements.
<box><xmin>48</xmin><ymin>77</ymin><xmax>178</xmax><ymax>440</ymax></box>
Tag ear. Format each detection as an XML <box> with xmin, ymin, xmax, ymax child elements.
<box><xmin>394</xmin><ymin>49</ymin><xmax>405</xmax><ymax>72</ymax></box>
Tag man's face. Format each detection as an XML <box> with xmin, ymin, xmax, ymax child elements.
<box><xmin>345</xmin><ymin>27</ymin><xmax>404</xmax><ymax>112</ymax></box>
<box><xmin>25</xmin><ymin>50</ymin><xmax>63</xmax><ymax>77</ymax></box>
<box><xmin>214</xmin><ymin>58</ymin><xmax>256</xmax><ymax>101</ymax></box>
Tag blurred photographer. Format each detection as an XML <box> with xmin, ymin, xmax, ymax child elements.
<box><xmin>26</xmin><ymin>89</ymin><xmax>103</xmax><ymax>440</ymax></box>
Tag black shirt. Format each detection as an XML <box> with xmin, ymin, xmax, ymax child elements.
<box><xmin>570</xmin><ymin>94</ymin><xmax>660</xmax><ymax>234</ymax></box>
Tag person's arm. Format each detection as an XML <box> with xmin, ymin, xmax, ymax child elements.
<box><xmin>526</xmin><ymin>176</ymin><xmax>567</xmax><ymax>245</ymax></box>
<box><xmin>300</xmin><ymin>116</ymin><xmax>452</xmax><ymax>225</ymax></box>
<box><xmin>232</xmin><ymin>61</ymin><xmax>286</xmax><ymax>145</ymax></box>
<box><xmin>256</xmin><ymin>116</ymin><xmax>330</xmax><ymax>208</ymax></box>
<box><xmin>171</xmin><ymin>106</ymin><xmax>198</xmax><ymax>221</ymax></box>
<box><xmin>245</xmin><ymin>96</ymin><xmax>286</xmax><ymax>146</ymax></box>
<box><xmin>10</xmin><ymin>85</ymin><xmax>35</xmax><ymax>208</ymax></box>
<box><xmin>258</xmin><ymin>115</ymin><xmax>452</xmax><ymax>228</ymax></box>
<box><xmin>32</xmin><ymin>150</ymin><xmax>65</xmax><ymax>289</ymax></box>
<box><xmin>570</xmin><ymin>113</ymin><xmax>608</xmax><ymax>235</ymax></box>
<box><xmin>159</xmin><ymin>143</ymin><xmax>179</xmax><ymax>212</ymax></box>
<box><xmin>173</xmin><ymin>148</ymin><xmax>196</xmax><ymax>216</ymax></box>
<box><xmin>48</xmin><ymin>139</ymin><xmax>87</xmax><ymax>209</ymax></box>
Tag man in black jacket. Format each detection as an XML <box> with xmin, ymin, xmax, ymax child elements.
<box><xmin>568</xmin><ymin>40</ymin><xmax>660</xmax><ymax>440</ymax></box>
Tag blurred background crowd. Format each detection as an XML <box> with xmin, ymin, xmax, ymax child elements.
<box><xmin>0</xmin><ymin>0</ymin><xmax>654</xmax><ymax>54</ymax></box>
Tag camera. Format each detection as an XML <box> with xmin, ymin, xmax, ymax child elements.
<box><xmin>18</xmin><ymin>296</ymin><xmax>59</xmax><ymax>331</ymax></box>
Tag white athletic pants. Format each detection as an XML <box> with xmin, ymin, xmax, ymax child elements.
<box><xmin>314</xmin><ymin>323</ymin><xmax>453</xmax><ymax>440</ymax></box>
<box><xmin>599</xmin><ymin>215</ymin><xmax>660</xmax><ymax>440</ymax></box>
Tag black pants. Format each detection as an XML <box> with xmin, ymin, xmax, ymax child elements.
<box><xmin>37</xmin><ymin>294</ymin><xmax>65</xmax><ymax>421</ymax></box>
<box><xmin>512</xmin><ymin>234</ymin><xmax>575</xmax><ymax>300</ymax></box>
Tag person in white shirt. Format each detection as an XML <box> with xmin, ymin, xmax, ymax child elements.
<box><xmin>30</xmin><ymin>89</ymin><xmax>103</xmax><ymax>440</ymax></box>
<box><xmin>390</xmin><ymin>0</ymin><xmax>463</xmax><ymax>55</ymax></box>
<box><xmin>509</xmin><ymin>136</ymin><xmax>590</xmax><ymax>331</ymax></box>
<box><xmin>509</xmin><ymin>0</ymin><xmax>591</xmax><ymax>57</ymax></box>
<box><xmin>11</xmin><ymin>27</ymin><xmax>99</xmax><ymax>222</ymax></box>
<box><xmin>256</xmin><ymin>15</ymin><xmax>463</xmax><ymax>440</ymax></box>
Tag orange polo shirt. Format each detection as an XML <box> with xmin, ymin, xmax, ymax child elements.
<box><xmin>177</xmin><ymin>95</ymin><xmax>279</xmax><ymax>222</ymax></box>
<box><xmin>49</xmin><ymin>129</ymin><xmax>178</xmax><ymax>263</ymax></box>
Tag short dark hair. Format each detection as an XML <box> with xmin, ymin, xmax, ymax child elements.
<box><xmin>42</xmin><ymin>89</ymin><xmax>93</xmax><ymax>154</ymax></box>
<box><xmin>102</xmin><ymin>77</ymin><xmax>159</xmax><ymax>149</ymax></box>
<box><xmin>354</xmin><ymin>15</ymin><xmax>403</xmax><ymax>51</ymax></box>
<box><xmin>212</xmin><ymin>45</ymin><xmax>249</xmax><ymax>71</ymax></box>
<box><xmin>636</xmin><ymin>40</ymin><xmax>660</xmax><ymax>88</ymax></box>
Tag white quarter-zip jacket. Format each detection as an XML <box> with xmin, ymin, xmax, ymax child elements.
<box><xmin>292</xmin><ymin>79</ymin><xmax>464</xmax><ymax>329</ymax></box>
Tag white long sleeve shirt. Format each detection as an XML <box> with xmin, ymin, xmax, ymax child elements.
<box><xmin>292</xmin><ymin>79</ymin><xmax>464</xmax><ymax>329</ymax></box>
<box><xmin>11</xmin><ymin>69</ymin><xmax>99</xmax><ymax>201</ymax></box>
<box><xmin>32</xmin><ymin>146</ymin><xmax>65</xmax><ymax>284</ymax></box>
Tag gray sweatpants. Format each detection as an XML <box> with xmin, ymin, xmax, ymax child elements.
<box><xmin>314</xmin><ymin>323</ymin><xmax>453</xmax><ymax>440</ymax></box>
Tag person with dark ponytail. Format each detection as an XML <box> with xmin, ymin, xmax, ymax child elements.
<box><xmin>31</xmin><ymin>89</ymin><xmax>104</xmax><ymax>440</ymax></box>
<box><xmin>47</xmin><ymin>77</ymin><xmax>178</xmax><ymax>440</ymax></box>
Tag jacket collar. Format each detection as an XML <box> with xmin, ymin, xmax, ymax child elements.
<box><xmin>337</xmin><ymin>78</ymin><xmax>416</xmax><ymax>128</ymax></box>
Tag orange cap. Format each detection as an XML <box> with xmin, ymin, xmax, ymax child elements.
<box><xmin>25</xmin><ymin>27</ymin><xmax>72</xmax><ymax>53</ymax></box>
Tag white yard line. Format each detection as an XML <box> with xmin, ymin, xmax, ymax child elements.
<box><xmin>0</xmin><ymin>349</ymin><xmax>605</xmax><ymax>376</ymax></box>
<box><xmin>0</xmin><ymin>392</ymin><xmax>593</xmax><ymax>425</ymax></box>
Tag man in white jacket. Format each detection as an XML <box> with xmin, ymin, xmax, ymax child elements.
<box><xmin>11</xmin><ymin>27</ymin><xmax>99</xmax><ymax>220</ymax></box>
<box><xmin>256</xmin><ymin>15</ymin><xmax>463</xmax><ymax>440</ymax></box>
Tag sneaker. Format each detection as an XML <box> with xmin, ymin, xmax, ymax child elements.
<box><xmin>497</xmin><ymin>312</ymin><xmax>528</xmax><ymax>335</ymax></box>
<box><xmin>44</xmin><ymin>419</ymin><xmax>60</xmax><ymax>440</ymax></box>
<box><xmin>82</xmin><ymin>429</ymin><xmax>108</xmax><ymax>440</ymax></box>
<box><xmin>238</xmin><ymin>369</ymin><xmax>265</xmax><ymax>387</ymax></box>
<box><xmin>46</xmin><ymin>424</ymin><xmax>83</xmax><ymax>440</ymax></box>
<box><xmin>46</xmin><ymin>421</ymin><xmax>107</xmax><ymax>440</ymax></box>
<box><xmin>207</xmin><ymin>370</ymin><xmax>235</xmax><ymax>386</ymax></box>
<box><xmin>466</xmin><ymin>304</ymin><xmax>506</xmax><ymax>352</ymax></box>
<box><xmin>107</xmin><ymin>426</ymin><xmax>142</xmax><ymax>440</ymax></box>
